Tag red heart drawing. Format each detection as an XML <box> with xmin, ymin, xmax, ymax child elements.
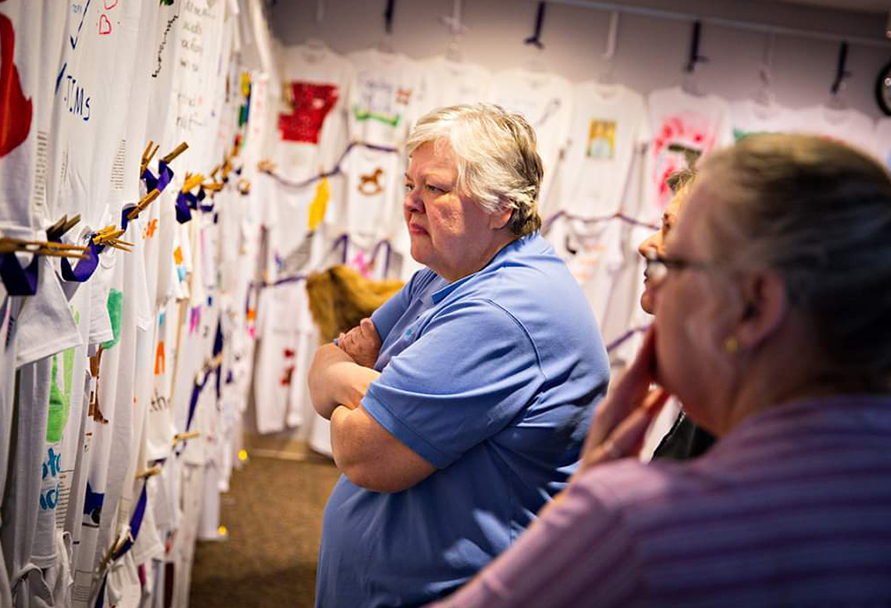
<box><xmin>104</xmin><ymin>0</ymin><xmax>118</xmax><ymax>8</ymax></box>
<box><xmin>98</xmin><ymin>14</ymin><xmax>111</xmax><ymax>35</ymax></box>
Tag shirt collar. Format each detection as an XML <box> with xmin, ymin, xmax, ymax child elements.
<box><xmin>430</xmin><ymin>233</ymin><xmax>540</xmax><ymax>305</ymax></box>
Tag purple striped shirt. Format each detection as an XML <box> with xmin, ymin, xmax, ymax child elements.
<box><xmin>432</xmin><ymin>395</ymin><xmax>891</xmax><ymax>607</ymax></box>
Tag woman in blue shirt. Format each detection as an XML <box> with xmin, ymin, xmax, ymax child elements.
<box><xmin>309</xmin><ymin>103</ymin><xmax>609</xmax><ymax>607</ymax></box>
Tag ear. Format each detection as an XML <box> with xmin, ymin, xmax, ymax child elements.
<box><xmin>734</xmin><ymin>269</ymin><xmax>789</xmax><ymax>350</ymax></box>
<box><xmin>488</xmin><ymin>205</ymin><xmax>514</xmax><ymax>230</ymax></box>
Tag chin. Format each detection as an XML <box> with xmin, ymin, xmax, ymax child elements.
<box><xmin>640</xmin><ymin>293</ymin><xmax>655</xmax><ymax>315</ymax></box>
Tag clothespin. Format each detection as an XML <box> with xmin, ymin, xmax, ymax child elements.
<box><xmin>257</xmin><ymin>159</ymin><xmax>275</xmax><ymax>174</ymax></box>
<box><xmin>126</xmin><ymin>188</ymin><xmax>161</xmax><ymax>221</ymax></box>
<box><xmin>171</xmin><ymin>430</ymin><xmax>201</xmax><ymax>447</ymax></box>
<box><xmin>46</xmin><ymin>214</ymin><xmax>81</xmax><ymax>242</ymax></box>
<box><xmin>161</xmin><ymin>141</ymin><xmax>189</xmax><ymax>165</ymax></box>
<box><xmin>0</xmin><ymin>237</ymin><xmax>89</xmax><ymax>259</ymax></box>
<box><xmin>237</xmin><ymin>178</ymin><xmax>252</xmax><ymax>195</ymax></box>
<box><xmin>99</xmin><ymin>530</ymin><xmax>134</xmax><ymax>572</ymax></box>
<box><xmin>135</xmin><ymin>466</ymin><xmax>162</xmax><ymax>479</ymax></box>
<box><xmin>92</xmin><ymin>226</ymin><xmax>133</xmax><ymax>252</ymax></box>
<box><xmin>220</xmin><ymin>157</ymin><xmax>233</xmax><ymax>181</ymax></box>
<box><xmin>140</xmin><ymin>140</ymin><xmax>160</xmax><ymax>176</ymax></box>
<box><xmin>209</xmin><ymin>164</ymin><xmax>221</xmax><ymax>180</ymax></box>
<box><xmin>181</xmin><ymin>173</ymin><xmax>205</xmax><ymax>194</ymax></box>
<box><xmin>202</xmin><ymin>181</ymin><xmax>223</xmax><ymax>193</ymax></box>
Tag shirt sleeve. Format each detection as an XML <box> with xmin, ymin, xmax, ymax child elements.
<box><xmin>363</xmin><ymin>297</ymin><xmax>544</xmax><ymax>469</ymax></box>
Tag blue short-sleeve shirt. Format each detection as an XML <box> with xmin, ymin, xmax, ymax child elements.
<box><xmin>316</xmin><ymin>233</ymin><xmax>609</xmax><ymax>607</ymax></box>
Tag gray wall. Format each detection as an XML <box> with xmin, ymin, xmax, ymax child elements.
<box><xmin>269</xmin><ymin>0</ymin><xmax>890</xmax><ymax>119</ymax></box>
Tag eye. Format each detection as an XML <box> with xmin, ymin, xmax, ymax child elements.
<box><xmin>404</xmin><ymin>182</ymin><xmax>414</xmax><ymax>193</ymax></box>
<box><xmin>425</xmin><ymin>184</ymin><xmax>444</xmax><ymax>194</ymax></box>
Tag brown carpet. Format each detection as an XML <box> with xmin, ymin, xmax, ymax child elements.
<box><xmin>189</xmin><ymin>455</ymin><xmax>341</xmax><ymax>608</ymax></box>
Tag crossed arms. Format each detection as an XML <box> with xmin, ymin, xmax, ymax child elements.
<box><xmin>307</xmin><ymin>318</ymin><xmax>436</xmax><ymax>493</ymax></box>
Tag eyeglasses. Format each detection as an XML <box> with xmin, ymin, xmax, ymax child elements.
<box><xmin>644</xmin><ymin>251</ymin><xmax>719</xmax><ymax>285</ymax></box>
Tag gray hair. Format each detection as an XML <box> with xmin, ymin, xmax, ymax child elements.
<box><xmin>699</xmin><ymin>133</ymin><xmax>891</xmax><ymax>392</ymax></box>
<box><xmin>405</xmin><ymin>103</ymin><xmax>543</xmax><ymax>237</ymax></box>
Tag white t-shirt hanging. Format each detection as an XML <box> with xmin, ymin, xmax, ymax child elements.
<box><xmin>0</xmin><ymin>2</ymin><xmax>66</xmax><ymax>232</ymax></box>
<box><xmin>347</xmin><ymin>48</ymin><xmax>423</xmax><ymax>148</ymax></box>
<box><xmin>253</xmin><ymin>177</ymin><xmax>321</xmax><ymax>433</ymax></box>
<box><xmin>274</xmin><ymin>42</ymin><xmax>353</xmax><ymax>181</ymax></box>
<box><xmin>492</xmin><ymin>68</ymin><xmax>574</xmax><ymax>215</ymax></box>
<box><xmin>0</xmin><ymin>296</ymin><xmax>19</xmax><ymax>608</ymax></box>
<box><xmin>548</xmin><ymin>214</ymin><xmax>626</xmax><ymax>326</ymax></box>
<box><xmin>729</xmin><ymin>99</ymin><xmax>801</xmax><ymax>141</ymax></box>
<box><xmin>15</xmin><ymin>255</ymin><xmax>81</xmax><ymax>368</ymax></box>
<box><xmin>51</xmin><ymin>0</ymin><xmax>144</xmax><ymax>227</ymax></box>
<box><xmin>162</xmin><ymin>0</ymin><xmax>227</xmax><ymax>171</ymax></box>
<box><xmin>336</xmin><ymin>145</ymin><xmax>402</xmax><ymax>247</ymax></box>
<box><xmin>32</xmin><ymin>280</ymin><xmax>91</xmax><ymax>569</ymax></box>
<box><xmin>559</xmin><ymin>82</ymin><xmax>649</xmax><ymax>218</ymax></box>
<box><xmin>415</xmin><ymin>56</ymin><xmax>492</xmax><ymax>116</ymax></box>
<box><xmin>644</xmin><ymin>86</ymin><xmax>732</xmax><ymax>223</ymax></box>
<box><xmin>794</xmin><ymin>104</ymin><xmax>878</xmax><ymax>158</ymax></box>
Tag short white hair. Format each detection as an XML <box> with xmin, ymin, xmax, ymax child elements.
<box><xmin>405</xmin><ymin>103</ymin><xmax>543</xmax><ymax>236</ymax></box>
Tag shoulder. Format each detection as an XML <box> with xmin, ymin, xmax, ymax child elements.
<box><xmin>569</xmin><ymin>459</ymin><xmax>696</xmax><ymax>520</ymax></box>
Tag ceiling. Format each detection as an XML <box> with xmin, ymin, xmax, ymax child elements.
<box><xmin>774</xmin><ymin>0</ymin><xmax>887</xmax><ymax>14</ymax></box>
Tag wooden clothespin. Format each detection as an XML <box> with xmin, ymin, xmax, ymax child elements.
<box><xmin>171</xmin><ymin>430</ymin><xmax>201</xmax><ymax>447</ymax></box>
<box><xmin>181</xmin><ymin>172</ymin><xmax>205</xmax><ymax>193</ymax></box>
<box><xmin>161</xmin><ymin>141</ymin><xmax>189</xmax><ymax>165</ymax></box>
<box><xmin>257</xmin><ymin>159</ymin><xmax>275</xmax><ymax>174</ymax></box>
<box><xmin>237</xmin><ymin>178</ymin><xmax>252</xmax><ymax>195</ymax></box>
<box><xmin>126</xmin><ymin>188</ymin><xmax>161</xmax><ymax>221</ymax></box>
<box><xmin>202</xmin><ymin>181</ymin><xmax>223</xmax><ymax>193</ymax></box>
<box><xmin>99</xmin><ymin>531</ymin><xmax>134</xmax><ymax>572</ymax></box>
<box><xmin>46</xmin><ymin>214</ymin><xmax>81</xmax><ymax>242</ymax></box>
<box><xmin>140</xmin><ymin>140</ymin><xmax>160</xmax><ymax>176</ymax></box>
<box><xmin>92</xmin><ymin>226</ymin><xmax>133</xmax><ymax>252</ymax></box>
<box><xmin>0</xmin><ymin>237</ymin><xmax>89</xmax><ymax>259</ymax></box>
<box><xmin>135</xmin><ymin>466</ymin><xmax>162</xmax><ymax>479</ymax></box>
<box><xmin>209</xmin><ymin>164</ymin><xmax>221</xmax><ymax>180</ymax></box>
<box><xmin>220</xmin><ymin>158</ymin><xmax>233</xmax><ymax>181</ymax></box>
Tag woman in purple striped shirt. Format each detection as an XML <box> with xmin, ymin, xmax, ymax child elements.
<box><xmin>432</xmin><ymin>133</ymin><xmax>891</xmax><ymax>607</ymax></box>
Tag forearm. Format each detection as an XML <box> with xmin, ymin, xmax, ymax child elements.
<box><xmin>329</xmin><ymin>404</ymin><xmax>437</xmax><ymax>493</ymax></box>
<box><xmin>308</xmin><ymin>343</ymin><xmax>380</xmax><ymax>419</ymax></box>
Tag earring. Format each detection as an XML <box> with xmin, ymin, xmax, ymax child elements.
<box><xmin>724</xmin><ymin>336</ymin><xmax>739</xmax><ymax>354</ymax></box>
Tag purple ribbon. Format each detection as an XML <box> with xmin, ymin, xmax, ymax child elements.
<box><xmin>0</xmin><ymin>252</ymin><xmax>39</xmax><ymax>295</ymax></box>
<box><xmin>175</xmin><ymin>191</ymin><xmax>195</xmax><ymax>224</ymax></box>
<box><xmin>94</xmin><ymin>481</ymin><xmax>149</xmax><ymax>608</ymax></box>
<box><xmin>56</xmin><ymin>204</ymin><xmax>134</xmax><ymax>284</ymax></box>
<box><xmin>60</xmin><ymin>239</ymin><xmax>100</xmax><ymax>282</ymax></box>
<box><xmin>141</xmin><ymin>161</ymin><xmax>174</xmax><ymax>194</ymax></box>
<box><xmin>176</xmin><ymin>189</ymin><xmax>211</xmax><ymax>224</ymax></box>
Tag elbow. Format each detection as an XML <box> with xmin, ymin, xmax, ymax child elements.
<box><xmin>337</xmin><ymin>460</ymin><xmax>410</xmax><ymax>494</ymax></box>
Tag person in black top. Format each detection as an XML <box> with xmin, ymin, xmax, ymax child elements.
<box><xmin>637</xmin><ymin>169</ymin><xmax>716</xmax><ymax>460</ymax></box>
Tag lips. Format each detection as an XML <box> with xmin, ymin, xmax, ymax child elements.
<box><xmin>408</xmin><ymin>222</ymin><xmax>428</xmax><ymax>235</ymax></box>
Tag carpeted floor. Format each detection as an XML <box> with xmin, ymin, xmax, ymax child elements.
<box><xmin>189</xmin><ymin>454</ymin><xmax>341</xmax><ymax>608</ymax></box>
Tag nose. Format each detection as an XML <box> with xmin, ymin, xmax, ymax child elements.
<box><xmin>638</xmin><ymin>232</ymin><xmax>659</xmax><ymax>259</ymax></box>
<box><xmin>405</xmin><ymin>187</ymin><xmax>424</xmax><ymax>214</ymax></box>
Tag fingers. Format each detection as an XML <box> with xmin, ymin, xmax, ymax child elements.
<box><xmin>360</xmin><ymin>317</ymin><xmax>382</xmax><ymax>344</ymax></box>
<box><xmin>581</xmin><ymin>388</ymin><xmax>670</xmax><ymax>471</ymax></box>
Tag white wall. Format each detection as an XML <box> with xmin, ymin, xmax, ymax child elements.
<box><xmin>268</xmin><ymin>0</ymin><xmax>890</xmax><ymax>119</ymax></box>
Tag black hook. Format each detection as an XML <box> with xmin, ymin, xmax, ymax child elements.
<box><xmin>524</xmin><ymin>2</ymin><xmax>547</xmax><ymax>50</ymax></box>
<box><xmin>384</xmin><ymin>0</ymin><xmax>396</xmax><ymax>35</ymax></box>
<box><xmin>831</xmin><ymin>41</ymin><xmax>851</xmax><ymax>95</ymax></box>
<box><xmin>685</xmin><ymin>20</ymin><xmax>709</xmax><ymax>73</ymax></box>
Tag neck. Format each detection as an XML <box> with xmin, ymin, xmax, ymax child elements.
<box><xmin>442</xmin><ymin>231</ymin><xmax>520</xmax><ymax>282</ymax></box>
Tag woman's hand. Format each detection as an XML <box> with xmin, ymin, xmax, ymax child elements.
<box><xmin>579</xmin><ymin>326</ymin><xmax>670</xmax><ymax>471</ymax></box>
<box><xmin>337</xmin><ymin>318</ymin><xmax>382</xmax><ymax>368</ymax></box>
